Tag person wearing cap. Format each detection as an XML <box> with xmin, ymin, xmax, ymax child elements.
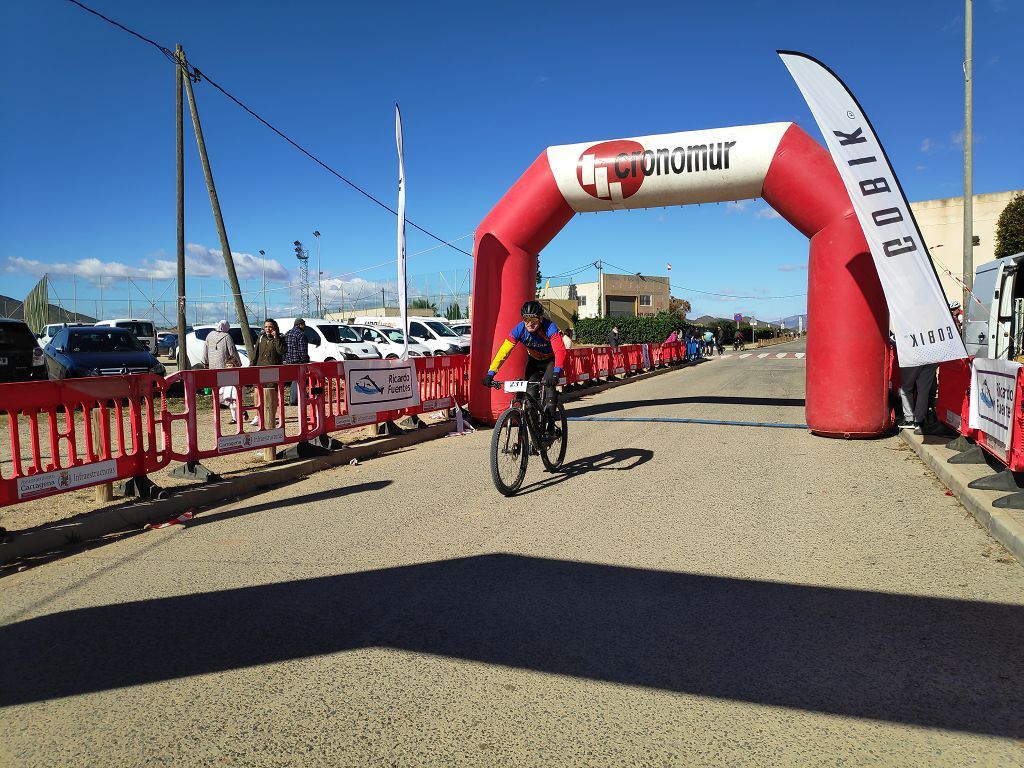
<box><xmin>284</xmin><ymin>318</ymin><xmax>311</xmax><ymax>406</ymax></box>
<box><xmin>949</xmin><ymin>300</ymin><xmax>963</xmax><ymax>332</ymax></box>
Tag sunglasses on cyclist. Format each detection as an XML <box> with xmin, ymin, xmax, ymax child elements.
<box><xmin>522</xmin><ymin>314</ymin><xmax>541</xmax><ymax>322</ymax></box>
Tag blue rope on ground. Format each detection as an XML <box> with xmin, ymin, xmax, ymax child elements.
<box><xmin>567</xmin><ymin>416</ymin><xmax>809</xmax><ymax>429</ymax></box>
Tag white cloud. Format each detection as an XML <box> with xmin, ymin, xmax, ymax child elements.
<box><xmin>916</xmin><ymin>165</ymin><xmax>928</xmax><ymax>171</ymax></box>
<box><xmin>4</xmin><ymin>244</ymin><xmax>290</xmax><ymax>284</ymax></box>
<box><xmin>951</xmin><ymin>129</ymin><xmax>964</xmax><ymax>148</ymax></box>
<box><xmin>920</xmin><ymin>137</ymin><xmax>936</xmax><ymax>153</ymax></box>
<box><xmin>777</xmin><ymin>263</ymin><xmax>807</xmax><ymax>272</ymax></box>
<box><xmin>725</xmin><ymin>200</ymin><xmax>751</xmax><ymax>214</ymax></box>
<box><xmin>756</xmin><ymin>208</ymin><xmax>782</xmax><ymax>220</ymax></box>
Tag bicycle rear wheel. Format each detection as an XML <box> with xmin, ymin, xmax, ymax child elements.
<box><xmin>490</xmin><ymin>408</ymin><xmax>529</xmax><ymax>496</ymax></box>
<box><xmin>540</xmin><ymin>403</ymin><xmax>568</xmax><ymax>471</ymax></box>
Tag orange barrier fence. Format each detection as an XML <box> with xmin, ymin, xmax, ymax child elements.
<box><xmin>1</xmin><ymin>343</ymin><xmax>694</xmax><ymax>507</ymax></box>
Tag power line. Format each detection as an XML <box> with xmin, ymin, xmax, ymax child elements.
<box><xmin>600</xmin><ymin>258</ymin><xmax>806</xmax><ymax>300</ymax></box>
<box><xmin>64</xmin><ymin>0</ymin><xmax>472</xmax><ymax>258</ymax></box>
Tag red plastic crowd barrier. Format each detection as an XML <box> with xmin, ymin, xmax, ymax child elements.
<box><xmin>0</xmin><ymin>375</ymin><xmax>168</xmax><ymax>506</ymax></box>
<box><xmin>1</xmin><ymin>343</ymin><xmax>692</xmax><ymax>507</ymax></box>
<box><xmin>936</xmin><ymin>359</ymin><xmax>973</xmax><ymax>438</ymax></box>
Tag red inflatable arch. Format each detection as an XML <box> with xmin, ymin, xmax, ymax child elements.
<box><xmin>470</xmin><ymin>122</ymin><xmax>890</xmax><ymax>438</ymax></box>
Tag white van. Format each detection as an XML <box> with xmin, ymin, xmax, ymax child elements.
<box><xmin>964</xmin><ymin>250</ymin><xmax>1024</xmax><ymax>359</ymax></box>
<box><xmin>348</xmin><ymin>324</ymin><xmax>432</xmax><ymax>358</ymax></box>
<box><xmin>353</xmin><ymin>316</ymin><xmax>468</xmax><ymax>356</ymax></box>
<box><xmin>276</xmin><ymin>318</ymin><xmax>381</xmax><ymax>361</ymax></box>
<box><xmin>94</xmin><ymin>319</ymin><xmax>158</xmax><ymax>354</ymax></box>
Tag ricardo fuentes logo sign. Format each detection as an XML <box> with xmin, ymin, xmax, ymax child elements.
<box><xmin>343</xmin><ymin>358</ymin><xmax>421</xmax><ymax>416</ymax></box>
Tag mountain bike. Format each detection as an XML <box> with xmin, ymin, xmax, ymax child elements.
<box><xmin>487</xmin><ymin>379</ymin><xmax>568</xmax><ymax>496</ymax></box>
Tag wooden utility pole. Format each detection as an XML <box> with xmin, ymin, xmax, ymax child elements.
<box><xmin>175</xmin><ymin>46</ymin><xmax>190</xmax><ymax>370</ymax></box>
<box><xmin>180</xmin><ymin>49</ymin><xmax>255</xmax><ymax>358</ymax></box>
<box><xmin>962</xmin><ymin>0</ymin><xmax>974</xmax><ymax>318</ymax></box>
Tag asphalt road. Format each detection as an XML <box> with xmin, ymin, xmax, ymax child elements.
<box><xmin>2</xmin><ymin>338</ymin><xmax>1023</xmax><ymax>767</ymax></box>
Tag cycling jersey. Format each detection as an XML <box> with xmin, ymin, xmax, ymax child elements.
<box><xmin>488</xmin><ymin>318</ymin><xmax>567</xmax><ymax>374</ymax></box>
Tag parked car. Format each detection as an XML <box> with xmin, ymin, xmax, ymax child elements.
<box><xmin>94</xmin><ymin>318</ymin><xmax>158</xmax><ymax>354</ymax></box>
<box><xmin>184</xmin><ymin>325</ymin><xmax>260</xmax><ymax>368</ymax></box>
<box><xmin>43</xmin><ymin>327</ymin><xmax>165</xmax><ymax>379</ymax></box>
<box><xmin>275</xmin><ymin>318</ymin><xmax>381</xmax><ymax>361</ymax></box>
<box><xmin>0</xmin><ymin>319</ymin><xmax>48</xmax><ymax>383</ymax></box>
<box><xmin>448</xmin><ymin>322</ymin><xmax>471</xmax><ymax>338</ymax></box>
<box><xmin>38</xmin><ymin>322</ymin><xmax>92</xmax><ymax>348</ymax></box>
<box><xmin>157</xmin><ymin>332</ymin><xmax>181</xmax><ymax>359</ymax></box>
<box><xmin>348</xmin><ymin>324</ymin><xmax>432</xmax><ymax>358</ymax></box>
<box><xmin>352</xmin><ymin>315</ymin><xmax>468</xmax><ymax>355</ymax></box>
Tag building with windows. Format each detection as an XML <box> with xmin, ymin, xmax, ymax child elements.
<box><xmin>912</xmin><ymin>190</ymin><xmax>1023</xmax><ymax>305</ymax></box>
<box><xmin>539</xmin><ymin>272</ymin><xmax>670</xmax><ymax>319</ymax></box>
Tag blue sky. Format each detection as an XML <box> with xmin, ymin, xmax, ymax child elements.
<box><xmin>2</xmin><ymin>0</ymin><xmax>1020</xmax><ymax>325</ymax></box>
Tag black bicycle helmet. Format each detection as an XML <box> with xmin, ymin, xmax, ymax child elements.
<box><xmin>520</xmin><ymin>300</ymin><xmax>544</xmax><ymax>318</ymax></box>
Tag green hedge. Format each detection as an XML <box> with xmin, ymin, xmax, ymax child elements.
<box><xmin>571</xmin><ymin>314</ymin><xmax>781</xmax><ymax>344</ymax></box>
<box><xmin>574</xmin><ymin>313</ymin><xmax>691</xmax><ymax>344</ymax></box>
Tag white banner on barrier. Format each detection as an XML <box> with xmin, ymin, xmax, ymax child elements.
<box><xmin>344</xmin><ymin>358</ymin><xmax>421</xmax><ymax>415</ymax></box>
<box><xmin>969</xmin><ymin>358</ymin><xmax>1021</xmax><ymax>451</ymax></box>
<box><xmin>217</xmin><ymin>428</ymin><xmax>286</xmax><ymax>453</ymax></box>
<box><xmin>17</xmin><ymin>459</ymin><xmax>118</xmax><ymax>499</ymax></box>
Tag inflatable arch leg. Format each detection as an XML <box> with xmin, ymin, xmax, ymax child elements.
<box><xmin>470</xmin><ymin>123</ymin><xmax>890</xmax><ymax>438</ymax></box>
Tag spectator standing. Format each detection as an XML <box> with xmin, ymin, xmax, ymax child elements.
<box><xmin>284</xmin><ymin>318</ymin><xmax>311</xmax><ymax>406</ymax></box>
<box><xmin>562</xmin><ymin>327</ymin><xmax>574</xmax><ymax>349</ymax></box>
<box><xmin>203</xmin><ymin>320</ymin><xmax>245</xmax><ymax>425</ymax></box>
<box><xmin>201</xmin><ymin>319</ymin><xmax>240</xmax><ymax>370</ymax></box>
<box><xmin>664</xmin><ymin>329</ymin><xmax>678</xmax><ymax>344</ymax></box>
<box><xmin>607</xmin><ymin>325</ymin><xmax>620</xmax><ymax>348</ymax></box>
<box><xmin>715</xmin><ymin>326</ymin><xmax>724</xmax><ymax>355</ymax></box>
<box><xmin>251</xmin><ymin>319</ymin><xmax>286</xmax><ymax>427</ymax></box>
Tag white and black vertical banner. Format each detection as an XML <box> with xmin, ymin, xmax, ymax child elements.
<box><xmin>395</xmin><ymin>104</ymin><xmax>409</xmax><ymax>360</ymax></box>
<box><xmin>779</xmin><ymin>51</ymin><xmax>967</xmax><ymax>367</ymax></box>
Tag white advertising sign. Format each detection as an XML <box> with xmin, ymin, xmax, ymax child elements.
<box><xmin>546</xmin><ymin>123</ymin><xmax>790</xmax><ymax>213</ymax></box>
<box><xmin>969</xmin><ymin>358</ymin><xmax>1021</xmax><ymax>450</ymax></box>
<box><xmin>395</xmin><ymin>104</ymin><xmax>409</xmax><ymax>360</ymax></box>
<box><xmin>17</xmin><ymin>459</ymin><xmax>118</xmax><ymax>499</ymax></box>
<box><xmin>779</xmin><ymin>51</ymin><xmax>967</xmax><ymax>367</ymax></box>
<box><xmin>344</xmin><ymin>358</ymin><xmax>421</xmax><ymax>415</ymax></box>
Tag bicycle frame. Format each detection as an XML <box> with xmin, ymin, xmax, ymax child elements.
<box><xmin>504</xmin><ymin>383</ymin><xmax>547</xmax><ymax>452</ymax></box>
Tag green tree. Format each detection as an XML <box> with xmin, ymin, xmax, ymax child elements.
<box><xmin>669</xmin><ymin>296</ymin><xmax>691</xmax><ymax>320</ymax></box>
<box><xmin>444</xmin><ymin>303</ymin><xmax>463</xmax><ymax>321</ymax></box>
<box><xmin>410</xmin><ymin>297</ymin><xmax>436</xmax><ymax>313</ymax></box>
<box><xmin>536</xmin><ymin>256</ymin><xmax>543</xmax><ymax>297</ymax></box>
<box><xmin>994</xmin><ymin>192</ymin><xmax>1024</xmax><ymax>259</ymax></box>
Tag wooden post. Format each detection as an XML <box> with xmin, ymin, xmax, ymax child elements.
<box><xmin>92</xmin><ymin>409</ymin><xmax>113</xmax><ymax>503</ymax></box>
<box><xmin>175</xmin><ymin>46</ymin><xmax>190</xmax><ymax>371</ymax></box>
<box><xmin>180</xmin><ymin>51</ymin><xmax>256</xmax><ymax>359</ymax></box>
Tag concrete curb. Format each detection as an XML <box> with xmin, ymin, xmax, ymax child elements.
<box><xmin>900</xmin><ymin>430</ymin><xmax>1024</xmax><ymax>567</ymax></box>
<box><xmin>1</xmin><ymin>360</ymin><xmax>693</xmax><ymax>567</ymax></box>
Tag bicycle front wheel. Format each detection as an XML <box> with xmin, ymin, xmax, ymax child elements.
<box><xmin>540</xmin><ymin>403</ymin><xmax>568</xmax><ymax>471</ymax></box>
<box><xmin>490</xmin><ymin>408</ymin><xmax>529</xmax><ymax>496</ymax></box>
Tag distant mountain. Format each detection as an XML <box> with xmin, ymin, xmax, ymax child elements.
<box><xmin>690</xmin><ymin>312</ymin><xmax>807</xmax><ymax>330</ymax></box>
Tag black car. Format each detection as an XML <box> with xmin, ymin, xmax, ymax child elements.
<box><xmin>0</xmin><ymin>319</ymin><xmax>48</xmax><ymax>383</ymax></box>
<box><xmin>157</xmin><ymin>332</ymin><xmax>180</xmax><ymax>358</ymax></box>
<box><xmin>43</xmin><ymin>327</ymin><xmax>166</xmax><ymax>380</ymax></box>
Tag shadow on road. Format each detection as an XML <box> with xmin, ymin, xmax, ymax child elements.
<box><xmin>570</xmin><ymin>395</ymin><xmax>806</xmax><ymax>419</ymax></box>
<box><xmin>2</xmin><ymin>553</ymin><xmax>1022</xmax><ymax>738</ymax></box>
<box><xmin>516</xmin><ymin>448</ymin><xmax>654</xmax><ymax>496</ymax></box>
<box><xmin>188</xmin><ymin>481</ymin><xmax>394</xmax><ymax>528</ymax></box>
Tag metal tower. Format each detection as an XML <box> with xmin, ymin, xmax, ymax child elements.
<box><xmin>293</xmin><ymin>240</ymin><xmax>311</xmax><ymax>316</ymax></box>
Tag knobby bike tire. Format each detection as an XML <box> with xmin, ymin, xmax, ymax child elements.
<box><xmin>540</xmin><ymin>402</ymin><xmax>568</xmax><ymax>472</ymax></box>
<box><xmin>490</xmin><ymin>407</ymin><xmax>529</xmax><ymax>496</ymax></box>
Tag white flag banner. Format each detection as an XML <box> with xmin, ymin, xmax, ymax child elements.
<box><xmin>396</xmin><ymin>104</ymin><xmax>409</xmax><ymax>360</ymax></box>
<box><xmin>778</xmin><ymin>51</ymin><xmax>967</xmax><ymax>367</ymax></box>
<box><xmin>969</xmin><ymin>357</ymin><xmax>1021</xmax><ymax>451</ymax></box>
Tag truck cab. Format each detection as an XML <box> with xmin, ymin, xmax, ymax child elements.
<box><xmin>965</xmin><ymin>251</ymin><xmax>1024</xmax><ymax>359</ymax></box>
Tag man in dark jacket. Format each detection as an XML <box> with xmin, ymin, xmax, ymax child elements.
<box><xmin>284</xmin><ymin>318</ymin><xmax>310</xmax><ymax>405</ymax></box>
<box><xmin>607</xmin><ymin>325</ymin><xmax>619</xmax><ymax>348</ymax></box>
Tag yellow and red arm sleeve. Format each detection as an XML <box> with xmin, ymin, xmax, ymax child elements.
<box><xmin>487</xmin><ymin>338</ymin><xmax>516</xmax><ymax>373</ymax></box>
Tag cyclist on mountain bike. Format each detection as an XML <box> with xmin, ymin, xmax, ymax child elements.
<box><xmin>481</xmin><ymin>300</ymin><xmax>567</xmax><ymax>439</ymax></box>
